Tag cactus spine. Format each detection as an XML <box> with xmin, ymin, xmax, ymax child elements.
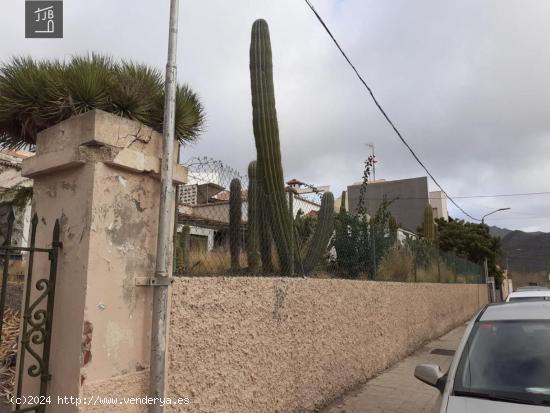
<box><xmin>302</xmin><ymin>192</ymin><xmax>335</xmax><ymax>274</ymax></box>
<box><xmin>423</xmin><ymin>204</ymin><xmax>435</xmax><ymax>241</ymax></box>
<box><xmin>247</xmin><ymin>161</ymin><xmax>260</xmax><ymax>273</ymax></box>
<box><xmin>250</xmin><ymin>19</ymin><xmax>293</xmax><ymax>273</ymax></box>
<box><xmin>229</xmin><ymin>178</ymin><xmax>242</xmax><ymax>272</ymax></box>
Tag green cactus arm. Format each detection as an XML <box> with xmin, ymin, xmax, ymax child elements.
<box><xmin>247</xmin><ymin>161</ymin><xmax>261</xmax><ymax>273</ymax></box>
<box><xmin>182</xmin><ymin>225</ymin><xmax>191</xmax><ymax>273</ymax></box>
<box><xmin>229</xmin><ymin>178</ymin><xmax>242</xmax><ymax>272</ymax></box>
<box><xmin>388</xmin><ymin>215</ymin><xmax>398</xmax><ymax>244</ymax></box>
<box><xmin>340</xmin><ymin>190</ymin><xmax>347</xmax><ymax>213</ymax></box>
<box><xmin>302</xmin><ymin>192</ymin><xmax>335</xmax><ymax>274</ymax></box>
<box><xmin>258</xmin><ymin>185</ymin><xmax>274</xmax><ymax>273</ymax></box>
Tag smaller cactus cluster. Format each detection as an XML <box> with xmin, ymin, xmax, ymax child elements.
<box><xmin>228</xmin><ymin>162</ymin><xmax>335</xmax><ymax>275</ymax></box>
<box><xmin>423</xmin><ymin>204</ymin><xmax>436</xmax><ymax>241</ymax></box>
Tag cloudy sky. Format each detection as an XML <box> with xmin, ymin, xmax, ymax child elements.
<box><xmin>2</xmin><ymin>0</ymin><xmax>550</xmax><ymax>231</ymax></box>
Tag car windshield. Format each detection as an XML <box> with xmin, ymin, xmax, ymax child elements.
<box><xmin>509</xmin><ymin>297</ymin><xmax>550</xmax><ymax>303</ymax></box>
<box><xmin>454</xmin><ymin>320</ymin><xmax>550</xmax><ymax>405</ymax></box>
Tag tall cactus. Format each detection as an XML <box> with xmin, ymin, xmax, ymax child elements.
<box><xmin>258</xmin><ymin>186</ymin><xmax>274</xmax><ymax>273</ymax></box>
<box><xmin>423</xmin><ymin>204</ymin><xmax>435</xmax><ymax>241</ymax></box>
<box><xmin>229</xmin><ymin>178</ymin><xmax>242</xmax><ymax>272</ymax></box>
<box><xmin>388</xmin><ymin>215</ymin><xmax>398</xmax><ymax>245</ymax></box>
<box><xmin>247</xmin><ymin>161</ymin><xmax>260</xmax><ymax>273</ymax></box>
<box><xmin>250</xmin><ymin>19</ymin><xmax>293</xmax><ymax>273</ymax></box>
<box><xmin>180</xmin><ymin>225</ymin><xmax>191</xmax><ymax>273</ymax></box>
<box><xmin>302</xmin><ymin>192</ymin><xmax>335</xmax><ymax>274</ymax></box>
<box><xmin>340</xmin><ymin>190</ymin><xmax>347</xmax><ymax>213</ymax></box>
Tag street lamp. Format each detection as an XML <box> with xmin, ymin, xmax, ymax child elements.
<box><xmin>479</xmin><ymin>207</ymin><xmax>510</xmax><ymax>287</ymax></box>
<box><xmin>481</xmin><ymin>207</ymin><xmax>511</xmax><ymax>224</ymax></box>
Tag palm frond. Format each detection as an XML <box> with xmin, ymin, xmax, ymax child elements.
<box><xmin>0</xmin><ymin>54</ymin><xmax>205</xmax><ymax>149</ymax></box>
<box><xmin>110</xmin><ymin>61</ymin><xmax>163</xmax><ymax>124</ymax></box>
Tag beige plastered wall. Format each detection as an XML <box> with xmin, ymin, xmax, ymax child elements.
<box><xmin>16</xmin><ymin>110</ymin><xmax>185</xmax><ymax>413</ymax></box>
<box><xmin>81</xmin><ymin>278</ymin><xmax>487</xmax><ymax>413</ymax></box>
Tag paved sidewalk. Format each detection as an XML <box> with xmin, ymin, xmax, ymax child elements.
<box><xmin>321</xmin><ymin>325</ymin><xmax>467</xmax><ymax>413</ymax></box>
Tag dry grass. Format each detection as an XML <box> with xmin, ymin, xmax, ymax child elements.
<box><xmin>179</xmin><ymin>249</ymin><xmax>283</xmax><ymax>276</ymax></box>
<box><xmin>8</xmin><ymin>261</ymin><xmax>26</xmax><ymax>282</ymax></box>
<box><xmin>377</xmin><ymin>248</ymin><xmax>414</xmax><ymax>282</ymax></box>
<box><xmin>415</xmin><ymin>261</ymin><xmax>467</xmax><ymax>283</ymax></box>
<box><xmin>376</xmin><ymin>249</ymin><xmax>477</xmax><ymax>284</ymax></box>
<box><xmin>186</xmin><ymin>249</ymin><xmax>245</xmax><ymax>275</ymax></box>
<box><xmin>0</xmin><ymin>309</ymin><xmax>19</xmax><ymax>402</ymax></box>
<box><xmin>177</xmin><ymin>246</ymin><xmax>481</xmax><ymax>283</ymax></box>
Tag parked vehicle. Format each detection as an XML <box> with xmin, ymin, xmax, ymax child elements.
<box><xmin>516</xmin><ymin>286</ymin><xmax>549</xmax><ymax>292</ymax></box>
<box><xmin>506</xmin><ymin>290</ymin><xmax>550</xmax><ymax>303</ymax></box>
<box><xmin>414</xmin><ymin>302</ymin><xmax>550</xmax><ymax>412</ymax></box>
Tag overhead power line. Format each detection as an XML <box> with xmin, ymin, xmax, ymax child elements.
<box><xmin>455</xmin><ymin>191</ymin><xmax>550</xmax><ymax>199</ymax></box>
<box><xmin>303</xmin><ymin>0</ymin><xmax>480</xmax><ymax>221</ymax></box>
<box><xmin>361</xmin><ymin>191</ymin><xmax>550</xmax><ymax>201</ymax></box>
<box><xmin>490</xmin><ymin>216</ymin><xmax>550</xmax><ymax>221</ymax></box>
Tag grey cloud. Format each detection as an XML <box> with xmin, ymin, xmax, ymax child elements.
<box><xmin>1</xmin><ymin>0</ymin><xmax>549</xmax><ymax>231</ymax></box>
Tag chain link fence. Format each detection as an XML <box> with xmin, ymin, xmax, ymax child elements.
<box><xmin>173</xmin><ymin>157</ymin><xmax>484</xmax><ymax>284</ymax></box>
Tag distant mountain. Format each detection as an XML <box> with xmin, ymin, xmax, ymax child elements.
<box><xmin>489</xmin><ymin>226</ymin><xmax>513</xmax><ymax>239</ymax></box>
<box><xmin>498</xmin><ymin>229</ymin><xmax>550</xmax><ymax>273</ymax></box>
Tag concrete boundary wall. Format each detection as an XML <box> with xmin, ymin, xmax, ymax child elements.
<box><xmin>166</xmin><ymin>278</ymin><xmax>487</xmax><ymax>413</ymax></box>
<box><xmin>80</xmin><ymin>278</ymin><xmax>486</xmax><ymax>412</ymax></box>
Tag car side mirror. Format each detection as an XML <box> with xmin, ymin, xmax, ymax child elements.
<box><xmin>414</xmin><ymin>364</ymin><xmax>446</xmax><ymax>393</ymax></box>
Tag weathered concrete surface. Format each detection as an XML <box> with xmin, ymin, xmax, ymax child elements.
<box><xmin>80</xmin><ymin>371</ymin><xmax>148</xmax><ymax>413</ymax></box>
<box><xmin>76</xmin><ymin>279</ymin><xmax>486</xmax><ymax>413</ymax></box>
<box><xmin>16</xmin><ymin>110</ymin><xmax>185</xmax><ymax>413</ymax></box>
<box><xmin>165</xmin><ymin>278</ymin><xmax>487</xmax><ymax>413</ymax></box>
<box><xmin>322</xmin><ymin>324</ymin><xmax>467</xmax><ymax>413</ymax></box>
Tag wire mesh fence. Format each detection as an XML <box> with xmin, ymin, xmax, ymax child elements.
<box><xmin>173</xmin><ymin>157</ymin><xmax>484</xmax><ymax>284</ymax></box>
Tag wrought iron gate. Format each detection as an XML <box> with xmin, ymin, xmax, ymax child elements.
<box><xmin>0</xmin><ymin>211</ymin><xmax>61</xmax><ymax>413</ymax></box>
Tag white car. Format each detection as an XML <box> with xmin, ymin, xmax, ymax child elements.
<box><xmin>506</xmin><ymin>290</ymin><xmax>550</xmax><ymax>303</ymax></box>
<box><xmin>414</xmin><ymin>302</ymin><xmax>550</xmax><ymax>412</ymax></box>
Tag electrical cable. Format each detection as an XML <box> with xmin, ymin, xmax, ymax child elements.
<box><xmin>303</xmin><ymin>0</ymin><xmax>480</xmax><ymax>221</ymax></box>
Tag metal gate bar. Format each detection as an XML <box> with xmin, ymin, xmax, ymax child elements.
<box><xmin>0</xmin><ymin>211</ymin><xmax>61</xmax><ymax>413</ymax></box>
<box><xmin>0</xmin><ymin>210</ymin><xmax>14</xmax><ymax>341</ymax></box>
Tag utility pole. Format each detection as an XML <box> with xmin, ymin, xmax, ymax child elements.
<box><xmin>288</xmin><ymin>188</ymin><xmax>295</xmax><ymax>276</ymax></box>
<box><xmin>371</xmin><ymin>223</ymin><xmax>377</xmax><ymax>279</ymax></box>
<box><xmin>149</xmin><ymin>0</ymin><xmax>179</xmax><ymax>411</ymax></box>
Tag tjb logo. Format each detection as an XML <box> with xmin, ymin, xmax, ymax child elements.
<box><xmin>25</xmin><ymin>1</ymin><xmax>63</xmax><ymax>38</ymax></box>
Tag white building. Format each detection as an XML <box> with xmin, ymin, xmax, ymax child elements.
<box><xmin>428</xmin><ymin>190</ymin><xmax>449</xmax><ymax>221</ymax></box>
<box><xmin>0</xmin><ymin>150</ymin><xmax>34</xmax><ymax>249</ymax></box>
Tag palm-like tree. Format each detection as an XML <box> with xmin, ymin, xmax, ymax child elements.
<box><xmin>0</xmin><ymin>54</ymin><xmax>205</xmax><ymax>149</ymax></box>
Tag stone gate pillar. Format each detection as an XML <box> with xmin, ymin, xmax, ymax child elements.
<box><xmin>17</xmin><ymin>109</ymin><xmax>186</xmax><ymax>412</ymax></box>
